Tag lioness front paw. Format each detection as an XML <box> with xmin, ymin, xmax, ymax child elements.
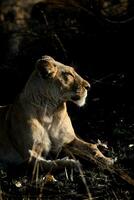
<box><xmin>95</xmin><ymin>154</ymin><xmax>114</xmax><ymax>166</ymax></box>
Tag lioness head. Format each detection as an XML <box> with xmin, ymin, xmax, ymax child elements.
<box><xmin>35</xmin><ymin>55</ymin><xmax>90</xmax><ymax>107</ymax></box>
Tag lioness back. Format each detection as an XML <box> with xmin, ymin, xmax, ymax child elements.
<box><xmin>0</xmin><ymin>105</ymin><xmax>23</xmax><ymax>165</ymax></box>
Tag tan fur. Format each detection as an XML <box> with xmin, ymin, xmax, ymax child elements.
<box><xmin>0</xmin><ymin>55</ymin><xmax>112</xmax><ymax>166</ymax></box>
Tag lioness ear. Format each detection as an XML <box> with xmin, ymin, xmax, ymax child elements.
<box><xmin>36</xmin><ymin>58</ymin><xmax>57</xmax><ymax>78</ymax></box>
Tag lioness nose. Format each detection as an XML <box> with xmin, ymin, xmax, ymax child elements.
<box><xmin>84</xmin><ymin>81</ymin><xmax>91</xmax><ymax>90</ymax></box>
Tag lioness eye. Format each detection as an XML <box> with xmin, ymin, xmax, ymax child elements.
<box><xmin>62</xmin><ymin>72</ymin><xmax>74</xmax><ymax>81</ymax></box>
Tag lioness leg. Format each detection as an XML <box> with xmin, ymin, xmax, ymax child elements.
<box><xmin>28</xmin><ymin>150</ymin><xmax>79</xmax><ymax>173</ymax></box>
<box><xmin>64</xmin><ymin>138</ymin><xmax>114</xmax><ymax>167</ymax></box>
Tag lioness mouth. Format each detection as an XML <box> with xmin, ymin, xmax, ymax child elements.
<box><xmin>71</xmin><ymin>90</ymin><xmax>88</xmax><ymax>107</ymax></box>
<box><xmin>71</xmin><ymin>95</ymin><xmax>81</xmax><ymax>101</ymax></box>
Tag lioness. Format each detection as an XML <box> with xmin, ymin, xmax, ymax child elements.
<box><xmin>0</xmin><ymin>56</ymin><xmax>113</xmax><ymax>168</ymax></box>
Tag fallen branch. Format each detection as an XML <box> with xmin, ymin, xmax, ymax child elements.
<box><xmin>63</xmin><ymin>138</ymin><xmax>134</xmax><ymax>186</ymax></box>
